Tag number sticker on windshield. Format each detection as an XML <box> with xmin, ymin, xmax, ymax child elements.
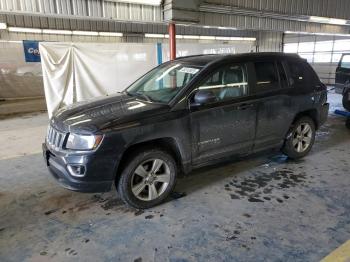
<box><xmin>179</xmin><ymin>67</ymin><xmax>199</xmax><ymax>74</ymax></box>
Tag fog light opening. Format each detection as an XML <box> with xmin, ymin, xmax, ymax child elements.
<box><xmin>67</xmin><ymin>164</ymin><xmax>86</xmax><ymax>177</ymax></box>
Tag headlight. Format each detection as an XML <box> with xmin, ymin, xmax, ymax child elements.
<box><xmin>65</xmin><ymin>133</ymin><xmax>103</xmax><ymax>150</ymax></box>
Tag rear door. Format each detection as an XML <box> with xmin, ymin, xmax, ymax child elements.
<box><xmin>252</xmin><ymin>59</ymin><xmax>295</xmax><ymax>152</ymax></box>
<box><xmin>335</xmin><ymin>54</ymin><xmax>350</xmax><ymax>93</ymax></box>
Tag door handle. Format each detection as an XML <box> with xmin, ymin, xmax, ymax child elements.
<box><xmin>237</xmin><ymin>103</ymin><xmax>254</xmax><ymax>110</ymax></box>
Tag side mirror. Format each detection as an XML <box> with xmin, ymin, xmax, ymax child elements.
<box><xmin>192</xmin><ymin>89</ymin><xmax>217</xmax><ymax>106</ymax></box>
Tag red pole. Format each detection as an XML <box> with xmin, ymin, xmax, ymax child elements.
<box><xmin>169</xmin><ymin>23</ymin><xmax>176</xmax><ymax>60</ymax></box>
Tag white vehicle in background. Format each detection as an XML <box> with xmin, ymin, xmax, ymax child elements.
<box><xmin>15</xmin><ymin>64</ymin><xmax>42</xmax><ymax>77</ymax></box>
<box><xmin>0</xmin><ymin>63</ymin><xmax>17</xmax><ymax>75</ymax></box>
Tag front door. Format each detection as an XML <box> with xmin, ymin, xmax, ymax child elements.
<box><xmin>189</xmin><ymin>63</ymin><xmax>257</xmax><ymax>165</ymax></box>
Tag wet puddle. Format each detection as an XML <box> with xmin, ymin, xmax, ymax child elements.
<box><xmin>225</xmin><ymin>168</ymin><xmax>311</xmax><ymax>203</ymax></box>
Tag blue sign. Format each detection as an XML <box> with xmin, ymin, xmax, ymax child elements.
<box><xmin>23</xmin><ymin>40</ymin><xmax>41</xmax><ymax>62</ymax></box>
<box><xmin>157</xmin><ymin>42</ymin><xmax>163</xmax><ymax>65</ymax></box>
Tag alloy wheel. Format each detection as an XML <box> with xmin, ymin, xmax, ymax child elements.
<box><xmin>131</xmin><ymin>159</ymin><xmax>171</xmax><ymax>201</ymax></box>
<box><xmin>292</xmin><ymin>123</ymin><xmax>313</xmax><ymax>153</ymax></box>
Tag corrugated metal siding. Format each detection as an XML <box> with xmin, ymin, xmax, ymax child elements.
<box><xmin>0</xmin><ymin>0</ymin><xmax>162</xmax><ymax>22</ymax></box>
<box><xmin>0</xmin><ymin>12</ymin><xmax>258</xmax><ymax>38</ymax></box>
<box><xmin>199</xmin><ymin>12</ymin><xmax>349</xmax><ymax>34</ymax></box>
<box><xmin>0</xmin><ymin>30</ymin><xmax>257</xmax><ymax>43</ymax></box>
<box><xmin>206</xmin><ymin>0</ymin><xmax>350</xmax><ymax>20</ymax></box>
<box><xmin>0</xmin><ymin>31</ymin><xmax>124</xmax><ymax>42</ymax></box>
<box><xmin>257</xmin><ymin>31</ymin><xmax>282</xmax><ymax>52</ymax></box>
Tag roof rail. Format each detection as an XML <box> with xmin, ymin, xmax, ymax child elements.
<box><xmin>174</xmin><ymin>54</ymin><xmax>218</xmax><ymax>60</ymax></box>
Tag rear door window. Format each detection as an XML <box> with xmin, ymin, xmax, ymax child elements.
<box><xmin>254</xmin><ymin>61</ymin><xmax>280</xmax><ymax>92</ymax></box>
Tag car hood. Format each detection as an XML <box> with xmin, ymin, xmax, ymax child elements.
<box><xmin>51</xmin><ymin>93</ymin><xmax>169</xmax><ymax>134</ymax></box>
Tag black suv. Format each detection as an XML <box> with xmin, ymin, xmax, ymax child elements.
<box><xmin>43</xmin><ymin>53</ymin><xmax>329</xmax><ymax>209</ymax></box>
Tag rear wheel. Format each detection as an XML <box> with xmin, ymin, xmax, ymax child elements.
<box><xmin>117</xmin><ymin>148</ymin><xmax>177</xmax><ymax>209</ymax></box>
<box><xmin>346</xmin><ymin>118</ymin><xmax>350</xmax><ymax>129</ymax></box>
<box><xmin>282</xmin><ymin>117</ymin><xmax>316</xmax><ymax>159</ymax></box>
<box><xmin>343</xmin><ymin>89</ymin><xmax>350</xmax><ymax>111</ymax></box>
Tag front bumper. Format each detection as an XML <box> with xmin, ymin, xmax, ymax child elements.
<box><xmin>42</xmin><ymin>143</ymin><xmax>113</xmax><ymax>193</ymax></box>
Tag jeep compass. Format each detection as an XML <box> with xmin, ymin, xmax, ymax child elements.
<box><xmin>43</xmin><ymin>53</ymin><xmax>329</xmax><ymax>209</ymax></box>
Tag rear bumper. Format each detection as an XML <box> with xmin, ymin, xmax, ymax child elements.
<box><xmin>42</xmin><ymin>143</ymin><xmax>113</xmax><ymax>193</ymax></box>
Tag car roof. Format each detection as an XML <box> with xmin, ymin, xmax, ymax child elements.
<box><xmin>176</xmin><ymin>52</ymin><xmax>302</xmax><ymax>66</ymax></box>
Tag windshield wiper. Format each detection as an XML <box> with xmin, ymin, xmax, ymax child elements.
<box><xmin>126</xmin><ymin>91</ymin><xmax>152</xmax><ymax>102</ymax></box>
<box><xmin>137</xmin><ymin>93</ymin><xmax>152</xmax><ymax>102</ymax></box>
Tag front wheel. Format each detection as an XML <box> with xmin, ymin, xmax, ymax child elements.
<box><xmin>117</xmin><ymin>148</ymin><xmax>177</xmax><ymax>209</ymax></box>
<box><xmin>282</xmin><ymin>117</ymin><xmax>316</xmax><ymax>159</ymax></box>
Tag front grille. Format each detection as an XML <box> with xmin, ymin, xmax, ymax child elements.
<box><xmin>46</xmin><ymin>125</ymin><xmax>66</xmax><ymax>149</ymax></box>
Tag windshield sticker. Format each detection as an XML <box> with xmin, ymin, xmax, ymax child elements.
<box><xmin>179</xmin><ymin>67</ymin><xmax>200</xmax><ymax>74</ymax></box>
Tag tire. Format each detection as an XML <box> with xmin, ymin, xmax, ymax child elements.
<box><xmin>346</xmin><ymin>118</ymin><xmax>350</xmax><ymax>129</ymax></box>
<box><xmin>117</xmin><ymin>148</ymin><xmax>177</xmax><ymax>209</ymax></box>
<box><xmin>282</xmin><ymin>116</ymin><xmax>316</xmax><ymax>160</ymax></box>
<box><xmin>343</xmin><ymin>89</ymin><xmax>350</xmax><ymax>111</ymax></box>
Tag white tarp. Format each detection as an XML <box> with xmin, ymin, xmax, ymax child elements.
<box><xmin>39</xmin><ymin>42</ymin><xmax>158</xmax><ymax>117</ymax></box>
<box><xmin>40</xmin><ymin>42</ymin><xmax>255</xmax><ymax>117</ymax></box>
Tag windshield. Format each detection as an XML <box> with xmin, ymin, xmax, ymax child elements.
<box><xmin>126</xmin><ymin>62</ymin><xmax>202</xmax><ymax>103</ymax></box>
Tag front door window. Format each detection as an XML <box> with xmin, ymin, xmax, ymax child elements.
<box><xmin>198</xmin><ymin>64</ymin><xmax>249</xmax><ymax>102</ymax></box>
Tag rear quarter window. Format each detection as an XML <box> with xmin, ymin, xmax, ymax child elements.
<box><xmin>285</xmin><ymin>59</ymin><xmax>320</xmax><ymax>89</ymax></box>
<box><xmin>285</xmin><ymin>60</ymin><xmax>306</xmax><ymax>87</ymax></box>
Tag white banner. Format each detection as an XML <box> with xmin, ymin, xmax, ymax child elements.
<box><xmin>39</xmin><ymin>42</ymin><xmax>158</xmax><ymax>117</ymax></box>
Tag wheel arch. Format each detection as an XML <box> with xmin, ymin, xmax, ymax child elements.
<box><xmin>114</xmin><ymin>137</ymin><xmax>186</xmax><ymax>185</ymax></box>
<box><xmin>292</xmin><ymin>109</ymin><xmax>319</xmax><ymax>129</ymax></box>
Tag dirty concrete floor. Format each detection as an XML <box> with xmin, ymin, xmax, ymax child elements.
<box><xmin>0</xmin><ymin>98</ymin><xmax>46</xmax><ymax>118</ymax></box>
<box><xmin>0</xmin><ymin>93</ymin><xmax>350</xmax><ymax>262</ymax></box>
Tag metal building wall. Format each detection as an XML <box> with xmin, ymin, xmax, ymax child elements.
<box><xmin>1</xmin><ymin>0</ymin><xmax>350</xmax><ymax>34</ymax></box>
<box><xmin>0</xmin><ymin>0</ymin><xmax>162</xmax><ymax>22</ymax></box>
<box><xmin>205</xmin><ymin>0</ymin><xmax>350</xmax><ymax>20</ymax></box>
<box><xmin>0</xmin><ymin>12</ymin><xmax>258</xmax><ymax>38</ymax></box>
<box><xmin>3</xmin><ymin>0</ymin><xmax>350</xmax><ymax>21</ymax></box>
<box><xmin>0</xmin><ymin>30</ymin><xmax>257</xmax><ymax>44</ymax></box>
<box><xmin>257</xmin><ymin>31</ymin><xmax>282</xmax><ymax>52</ymax></box>
<box><xmin>198</xmin><ymin>12</ymin><xmax>349</xmax><ymax>34</ymax></box>
<box><xmin>0</xmin><ymin>31</ymin><xmax>125</xmax><ymax>42</ymax></box>
<box><xmin>197</xmin><ymin>0</ymin><xmax>350</xmax><ymax>34</ymax></box>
